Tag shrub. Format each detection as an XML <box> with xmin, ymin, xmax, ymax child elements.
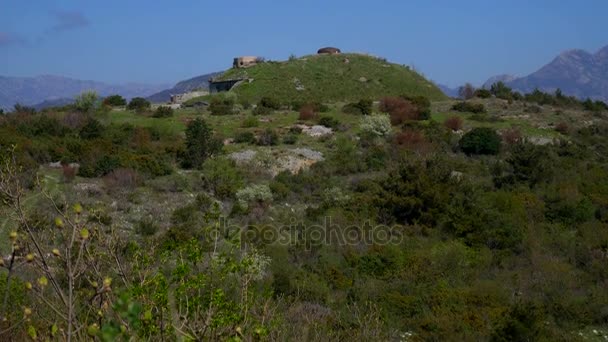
<box><xmin>555</xmin><ymin>122</ymin><xmax>570</xmax><ymax>134</ymax></box>
<box><xmin>360</xmin><ymin>114</ymin><xmax>392</xmax><ymax>137</ymax></box>
<box><xmin>74</xmin><ymin>91</ymin><xmax>99</xmax><ymax>113</ymax></box>
<box><xmin>127</xmin><ymin>97</ymin><xmax>151</xmax><ymax>112</ymax></box>
<box><xmin>13</xmin><ymin>103</ymin><xmax>36</xmax><ymax>115</ymax></box>
<box><xmin>283</xmin><ymin>134</ymin><xmax>298</xmax><ymax>145</ymax></box>
<box><xmin>490</xmin><ymin>81</ymin><xmax>514</xmax><ymax>100</ymax></box>
<box><xmin>524</xmin><ymin>105</ymin><xmax>542</xmax><ymax>114</ymax></box>
<box><xmin>318</xmin><ymin>116</ymin><xmax>340</xmax><ymax>129</ymax></box>
<box><xmin>182</xmin><ymin>118</ymin><xmax>222</xmax><ymax>169</ymax></box>
<box><xmin>460</xmin><ymin>127</ymin><xmax>501</xmax><ymax>155</ymax></box>
<box><xmin>502</xmin><ymin>128</ymin><xmax>522</xmax><ymax>145</ymax></box>
<box><xmin>257</xmin><ymin>129</ymin><xmax>279</xmax><ymax>146</ymax></box>
<box><xmin>444</xmin><ymin>116</ymin><xmax>463</xmax><ymax>131</ymax></box>
<box><xmin>451</xmin><ymin>101</ymin><xmax>486</xmax><ymax>114</ymax></box>
<box><xmin>209</xmin><ymin>97</ymin><xmax>235</xmax><ymax>115</ymax></box>
<box><xmin>242</xmin><ymin>116</ymin><xmax>259</xmax><ymax>128</ymax></box>
<box><xmin>153</xmin><ymin>106</ymin><xmax>174</xmax><ymax>118</ymax></box>
<box><xmin>236</xmin><ymin>184</ymin><xmax>273</xmax><ymax>210</ymax></box>
<box><xmin>136</xmin><ymin>218</ymin><xmax>160</xmax><ymax>236</ymax></box>
<box><xmin>102</xmin><ymin>168</ymin><xmax>140</xmax><ymax>191</ymax></box>
<box><xmin>379</xmin><ymin>97</ymin><xmax>418</xmax><ymax>124</ymax></box>
<box><xmin>259</xmin><ymin>97</ymin><xmax>281</xmax><ymax>110</ymax></box>
<box><xmin>299</xmin><ymin>105</ymin><xmax>317</xmax><ymax>121</ymax></box>
<box><xmin>79</xmin><ymin>118</ymin><xmax>104</xmax><ymax>139</ymax></box>
<box><xmin>394</xmin><ymin>129</ymin><xmax>425</xmax><ymax>148</ymax></box>
<box><xmin>202</xmin><ymin>158</ymin><xmax>244</xmax><ymax>199</ymax></box>
<box><xmin>62</xmin><ymin>164</ymin><xmax>77</xmax><ymax>183</ymax></box>
<box><xmin>474</xmin><ymin>89</ymin><xmax>492</xmax><ymax>99</ymax></box>
<box><xmin>343</xmin><ymin>99</ymin><xmax>373</xmax><ymax>115</ymax></box>
<box><xmin>239</xmin><ymin>98</ymin><xmax>251</xmax><ymax>109</ymax></box>
<box><xmin>402</xmin><ymin>95</ymin><xmax>431</xmax><ymax>120</ymax></box>
<box><xmin>459</xmin><ymin>83</ymin><xmax>476</xmax><ymax>100</ymax></box>
<box><xmin>252</xmin><ymin>105</ymin><xmax>273</xmax><ymax>116</ymax></box>
<box><xmin>234</xmin><ymin>131</ymin><xmax>256</xmax><ymax>144</ymax></box>
<box><xmin>103</xmin><ymin>95</ymin><xmax>127</xmax><ymax>107</ymax></box>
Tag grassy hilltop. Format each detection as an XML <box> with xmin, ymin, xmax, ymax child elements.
<box><xmin>215</xmin><ymin>53</ymin><xmax>447</xmax><ymax>103</ymax></box>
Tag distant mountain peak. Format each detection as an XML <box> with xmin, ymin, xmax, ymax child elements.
<box><xmin>595</xmin><ymin>45</ymin><xmax>608</xmax><ymax>59</ymax></box>
<box><xmin>492</xmin><ymin>44</ymin><xmax>608</xmax><ymax>102</ymax></box>
<box><xmin>0</xmin><ymin>74</ymin><xmax>169</xmax><ymax>110</ymax></box>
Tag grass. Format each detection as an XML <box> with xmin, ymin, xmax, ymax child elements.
<box><xmin>213</xmin><ymin>53</ymin><xmax>447</xmax><ymax>104</ymax></box>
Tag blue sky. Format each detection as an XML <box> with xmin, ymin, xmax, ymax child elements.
<box><xmin>0</xmin><ymin>0</ymin><xmax>606</xmax><ymax>87</ymax></box>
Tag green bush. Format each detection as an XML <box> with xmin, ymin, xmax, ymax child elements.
<box><xmin>318</xmin><ymin>116</ymin><xmax>340</xmax><ymax>129</ymax></box>
<box><xmin>103</xmin><ymin>94</ymin><xmax>127</xmax><ymax>107</ymax></box>
<box><xmin>234</xmin><ymin>131</ymin><xmax>256</xmax><ymax>144</ymax></box>
<box><xmin>209</xmin><ymin>97</ymin><xmax>235</xmax><ymax>115</ymax></box>
<box><xmin>257</xmin><ymin>129</ymin><xmax>279</xmax><ymax>146</ymax></box>
<box><xmin>252</xmin><ymin>105</ymin><xmax>274</xmax><ymax>116</ymax></box>
<box><xmin>79</xmin><ymin>118</ymin><xmax>104</xmax><ymax>140</ymax></box>
<box><xmin>136</xmin><ymin>218</ymin><xmax>160</xmax><ymax>236</ymax></box>
<box><xmin>452</xmin><ymin>101</ymin><xmax>486</xmax><ymax>114</ymax></box>
<box><xmin>474</xmin><ymin>89</ymin><xmax>492</xmax><ymax>99</ymax></box>
<box><xmin>259</xmin><ymin>97</ymin><xmax>281</xmax><ymax>110</ymax></box>
<box><xmin>459</xmin><ymin>127</ymin><xmax>501</xmax><ymax>155</ymax></box>
<box><xmin>282</xmin><ymin>134</ymin><xmax>298</xmax><ymax>145</ymax></box>
<box><xmin>182</xmin><ymin>118</ymin><xmax>222</xmax><ymax>169</ymax></box>
<box><xmin>127</xmin><ymin>97</ymin><xmax>151</xmax><ymax>112</ymax></box>
<box><xmin>202</xmin><ymin>158</ymin><xmax>244</xmax><ymax>199</ymax></box>
<box><xmin>242</xmin><ymin>116</ymin><xmax>259</xmax><ymax>127</ymax></box>
<box><xmin>153</xmin><ymin>106</ymin><xmax>174</xmax><ymax>118</ymax></box>
<box><xmin>236</xmin><ymin>184</ymin><xmax>273</xmax><ymax>210</ymax></box>
<box><xmin>343</xmin><ymin>99</ymin><xmax>373</xmax><ymax>115</ymax></box>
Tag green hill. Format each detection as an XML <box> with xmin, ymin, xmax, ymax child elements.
<box><xmin>214</xmin><ymin>53</ymin><xmax>447</xmax><ymax>103</ymax></box>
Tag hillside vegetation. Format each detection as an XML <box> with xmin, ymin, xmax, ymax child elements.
<box><xmin>1</xmin><ymin>85</ymin><xmax>608</xmax><ymax>341</ymax></box>
<box><xmin>215</xmin><ymin>53</ymin><xmax>446</xmax><ymax>103</ymax></box>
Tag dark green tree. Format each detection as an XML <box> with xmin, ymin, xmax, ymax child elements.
<box><xmin>103</xmin><ymin>95</ymin><xmax>127</xmax><ymax>107</ymax></box>
<box><xmin>460</xmin><ymin>127</ymin><xmax>501</xmax><ymax>155</ymax></box>
<box><xmin>182</xmin><ymin>118</ymin><xmax>222</xmax><ymax>169</ymax></box>
<box><xmin>127</xmin><ymin>97</ymin><xmax>151</xmax><ymax>112</ymax></box>
<box><xmin>79</xmin><ymin>118</ymin><xmax>104</xmax><ymax>140</ymax></box>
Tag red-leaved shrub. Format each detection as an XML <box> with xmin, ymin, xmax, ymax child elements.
<box><xmin>444</xmin><ymin>116</ymin><xmax>463</xmax><ymax>131</ymax></box>
<box><xmin>62</xmin><ymin>164</ymin><xmax>77</xmax><ymax>183</ymax></box>
<box><xmin>379</xmin><ymin>97</ymin><xmax>418</xmax><ymax>125</ymax></box>
<box><xmin>555</xmin><ymin>122</ymin><xmax>570</xmax><ymax>135</ymax></box>
<box><xmin>502</xmin><ymin>128</ymin><xmax>522</xmax><ymax>145</ymax></box>
<box><xmin>299</xmin><ymin>104</ymin><xmax>317</xmax><ymax>121</ymax></box>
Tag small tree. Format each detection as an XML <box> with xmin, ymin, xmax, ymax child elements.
<box><xmin>127</xmin><ymin>97</ymin><xmax>151</xmax><ymax>112</ymax></box>
<box><xmin>458</xmin><ymin>83</ymin><xmax>476</xmax><ymax>100</ymax></box>
<box><xmin>74</xmin><ymin>91</ymin><xmax>99</xmax><ymax>113</ymax></box>
<box><xmin>102</xmin><ymin>95</ymin><xmax>127</xmax><ymax>107</ymax></box>
<box><xmin>460</xmin><ymin>127</ymin><xmax>501</xmax><ymax>155</ymax></box>
<box><xmin>183</xmin><ymin>118</ymin><xmax>222</xmax><ymax>169</ymax></box>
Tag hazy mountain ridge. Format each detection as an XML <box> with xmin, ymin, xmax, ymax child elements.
<box><xmin>484</xmin><ymin>45</ymin><xmax>608</xmax><ymax>101</ymax></box>
<box><xmin>0</xmin><ymin>75</ymin><xmax>170</xmax><ymax>110</ymax></box>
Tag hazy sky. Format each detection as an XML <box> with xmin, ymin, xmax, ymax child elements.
<box><xmin>1</xmin><ymin>0</ymin><xmax>606</xmax><ymax>87</ymax></box>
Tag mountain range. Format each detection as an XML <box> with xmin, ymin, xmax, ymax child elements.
<box><xmin>146</xmin><ymin>72</ymin><xmax>222</xmax><ymax>103</ymax></box>
<box><xmin>0</xmin><ymin>75</ymin><xmax>170</xmax><ymax>110</ymax></box>
<box><xmin>483</xmin><ymin>45</ymin><xmax>608</xmax><ymax>102</ymax></box>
